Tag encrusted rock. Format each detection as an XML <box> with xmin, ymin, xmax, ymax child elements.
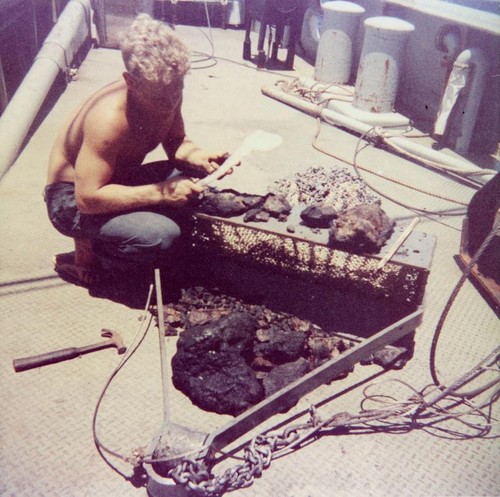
<box><xmin>271</xmin><ymin>165</ymin><xmax>381</xmax><ymax>211</ymax></box>
<box><xmin>261</xmin><ymin>193</ymin><xmax>292</xmax><ymax>218</ymax></box>
<box><xmin>372</xmin><ymin>345</ymin><xmax>410</xmax><ymax>369</ymax></box>
<box><xmin>166</xmin><ymin>287</ymin><xmax>408</xmax><ymax>416</ymax></box>
<box><xmin>329</xmin><ymin>204</ymin><xmax>394</xmax><ymax>253</ymax></box>
<box><xmin>308</xmin><ymin>336</ymin><xmax>353</xmax><ymax>368</ymax></box>
<box><xmin>186</xmin><ymin>308</ymin><xmax>230</xmax><ymax>327</ymax></box>
<box><xmin>197</xmin><ymin>188</ymin><xmax>262</xmax><ymax>217</ymax></box>
<box><xmin>244</xmin><ymin>208</ymin><xmax>271</xmax><ymax>223</ymax></box>
<box><xmin>196</xmin><ymin>189</ymin><xmax>291</xmax><ymax>223</ymax></box>
<box><xmin>254</xmin><ymin>326</ymin><xmax>307</xmax><ymax>364</ymax></box>
<box><xmin>300</xmin><ymin>205</ymin><xmax>337</xmax><ymax>228</ymax></box>
<box><xmin>172</xmin><ymin>312</ymin><xmax>264</xmax><ymax>415</ymax></box>
<box><xmin>262</xmin><ymin>357</ymin><xmax>310</xmax><ymax>397</ymax></box>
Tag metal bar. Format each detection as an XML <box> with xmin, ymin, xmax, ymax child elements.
<box><xmin>154</xmin><ymin>269</ymin><xmax>170</xmax><ymax>426</ymax></box>
<box><xmin>377</xmin><ymin>217</ymin><xmax>420</xmax><ymax>270</ymax></box>
<box><xmin>0</xmin><ymin>55</ymin><xmax>8</xmax><ymax>113</ymax></box>
<box><xmin>202</xmin><ymin>307</ymin><xmax>423</xmax><ymax>457</ymax></box>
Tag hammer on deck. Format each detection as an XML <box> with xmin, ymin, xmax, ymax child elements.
<box><xmin>13</xmin><ymin>329</ymin><xmax>126</xmax><ymax>372</ymax></box>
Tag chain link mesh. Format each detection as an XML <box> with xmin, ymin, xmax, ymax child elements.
<box><xmin>190</xmin><ymin>215</ymin><xmax>428</xmax><ymax>306</ymax></box>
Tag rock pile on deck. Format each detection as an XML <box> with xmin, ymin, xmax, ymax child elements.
<box><xmin>195</xmin><ymin>166</ymin><xmax>394</xmax><ymax>253</ymax></box>
<box><xmin>271</xmin><ymin>165</ymin><xmax>381</xmax><ymax>211</ymax></box>
<box><xmin>166</xmin><ymin>287</ymin><xmax>354</xmax><ymax>416</ymax></box>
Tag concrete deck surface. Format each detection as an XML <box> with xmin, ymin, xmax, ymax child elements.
<box><xmin>1</xmin><ymin>25</ymin><xmax>499</xmax><ymax>497</ymax></box>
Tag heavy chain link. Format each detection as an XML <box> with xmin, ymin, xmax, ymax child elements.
<box><xmin>168</xmin><ymin>408</ymin><xmax>354</xmax><ymax>496</ymax></box>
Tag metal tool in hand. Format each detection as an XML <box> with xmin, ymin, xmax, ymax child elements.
<box><xmin>198</xmin><ymin>130</ymin><xmax>283</xmax><ymax>187</ymax></box>
<box><xmin>13</xmin><ymin>329</ymin><xmax>126</xmax><ymax>372</ymax></box>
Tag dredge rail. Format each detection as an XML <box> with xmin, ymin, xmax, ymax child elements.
<box><xmin>145</xmin><ymin>308</ymin><xmax>423</xmax><ymax>494</ymax></box>
<box><xmin>145</xmin><ymin>210</ymin><xmax>437</xmax><ymax>494</ymax></box>
<box><xmin>165</xmin><ymin>344</ymin><xmax>500</xmax><ymax>497</ymax></box>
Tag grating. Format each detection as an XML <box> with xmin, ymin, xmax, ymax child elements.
<box><xmin>189</xmin><ymin>212</ymin><xmax>434</xmax><ymax>308</ymax></box>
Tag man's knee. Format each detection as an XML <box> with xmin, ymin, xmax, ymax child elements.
<box><xmin>98</xmin><ymin>213</ymin><xmax>182</xmax><ymax>264</ymax></box>
<box><xmin>135</xmin><ymin>217</ymin><xmax>181</xmax><ymax>252</ymax></box>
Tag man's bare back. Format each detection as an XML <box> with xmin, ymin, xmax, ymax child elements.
<box><xmin>47</xmin><ymin>80</ymin><xmax>179</xmax><ymax>185</ymax></box>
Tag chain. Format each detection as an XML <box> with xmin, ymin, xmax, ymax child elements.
<box><xmin>164</xmin><ymin>346</ymin><xmax>499</xmax><ymax>496</ymax></box>
<box><xmin>167</xmin><ymin>408</ymin><xmax>369</xmax><ymax>496</ymax></box>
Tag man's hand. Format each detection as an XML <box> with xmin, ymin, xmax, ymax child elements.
<box><xmin>185</xmin><ymin>148</ymin><xmax>229</xmax><ymax>175</ymax></box>
<box><xmin>179</xmin><ymin>148</ymin><xmax>229</xmax><ymax>178</ymax></box>
<box><xmin>159</xmin><ymin>176</ymin><xmax>204</xmax><ymax>207</ymax></box>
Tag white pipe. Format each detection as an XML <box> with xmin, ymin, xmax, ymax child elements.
<box><xmin>433</xmin><ymin>30</ymin><xmax>462</xmax><ymax>136</ymax></box>
<box><xmin>454</xmin><ymin>48</ymin><xmax>489</xmax><ymax>154</ymax></box>
<box><xmin>0</xmin><ymin>0</ymin><xmax>91</xmax><ymax>180</ymax></box>
<box><xmin>434</xmin><ymin>47</ymin><xmax>488</xmax><ymax>156</ymax></box>
<box><xmin>262</xmin><ymin>84</ymin><xmax>492</xmax><ymax>179</ymax></box>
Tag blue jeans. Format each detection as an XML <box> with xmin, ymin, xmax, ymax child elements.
<box><xmin>44</xmin><ymin>161</ymin><xmax>189</xmax><ymax>270</ymax></box>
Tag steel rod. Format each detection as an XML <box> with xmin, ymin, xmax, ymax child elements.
<box><xmin>154</xmin><ymin>268</ymin><xmax>170</xmax><ymax>426</ymax></box>
<box><xmin>377</xmin><ymin>217</ymin><xmax>420</xmax><ymax>270</ymax></box>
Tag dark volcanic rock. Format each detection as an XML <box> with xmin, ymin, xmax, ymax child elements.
<box><xmin>254</xmin><ymin>326</ymin><xmax>307</xmax><ymax>364</ymax></box>
<box><xmin>244</xmin><ymin>208</ymin><xmax>271</xmax><ymax>223</ymax></box>
<box><xmin>196</xmin><ymin>189</ymin><xmax>291</xmax><ymax>223</ymax></box>
<box><xmin>172</xmin><ymin>312</ymin><xmax>264</xmax><ymax>415</ymax></box>
<box><xmin>197</xmin><ymin>189</ymin><xmax>263</xmax><ymax>217</ymax></box>
<box><xmin>328</xmin><ymin>204</ymin><xmax>394</xmax><ymax>253</ymax></box>
<box><xmin>300</xmin><ymin>205</ymin><xmax>337</xmax><ymax>228</ymax></box>
<box><xmin>262</xmin><ymin>357</ymin><xmax>309</xmax><ymax>397</ymax></box>
<box><xmin>168</xmin><ymin>288</ymin><xmax>370</xmax><ymax>416</ymax></box>
<box><xmin>372</xmin><ymin>345</ymin><xmax>410</xmax><ymax>369</ymax></box>
<box><xmin>261</xmin><ymin>194</ymin><xmax>292</xmax><ymax>218</ymax></box>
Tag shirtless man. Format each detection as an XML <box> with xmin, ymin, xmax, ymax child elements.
<box><xmin>45</xmin><ymin>14</ymin><xmax>227</xmax><ymax>285</ymax></box>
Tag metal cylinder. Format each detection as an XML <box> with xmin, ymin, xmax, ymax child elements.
<box><xmin>0</xmin><ymin>0</ymin><xmax>91</xmax><ymax>180</ymax></box>
<box><xmin>353</xmin><ymin>16</ymin><xmax>414</xmax><ymax>113</ymax></box>
<box><xmin>314</xmin><ymin>1</ymin><xmax>365</xmax><ymax>84</ymax></box>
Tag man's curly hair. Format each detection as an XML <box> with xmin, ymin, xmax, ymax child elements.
<box><xmin>120</xmin><ymin>14</ymin><xmax>190</xmax><ymax>85</ymax></box>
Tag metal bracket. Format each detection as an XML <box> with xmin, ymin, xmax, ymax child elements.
<box><xmin>145</xmin><ymin>306</ymin><xmax>423</xmax><ymax>494</ymax></box>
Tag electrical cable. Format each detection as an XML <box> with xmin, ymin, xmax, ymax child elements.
<box><xmin>182</xmin><ymin>1</ymin><xmax>301</xmax><ymax>78</ymax></box>
<box><xmin>190</xmin><ymin>2</ymin><xmax>218</xmax><ymax>69</ymax></box>
<box><xmin>92</xmin><ymin>284</ymin><xmax>155</xmax><ymax>474</ymax></box>
<box><xmin>429</xmin><ymin>219</ymin><xmax>500</xmax><ymax>387</ymax></box>
<box><xmin>310</xmin><ymin>116</ymin><xmax>469</xmax><ymax>231</ymax></box>
<box><xmin>351</xmin><ymin>127</ymin><xmax>471</xmax><ymax>211</ymax></box>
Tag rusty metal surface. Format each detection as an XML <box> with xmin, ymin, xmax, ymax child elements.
<box><xmin>190</xmin><ymin>210</ymin><xmax>435</xmax><ymax>307</ymax></box>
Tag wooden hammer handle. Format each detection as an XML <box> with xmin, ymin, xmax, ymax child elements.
<box><xmin>13</xmin><ymin>347</ymin><xmax>81</xmax><ymax>372</ymax></box>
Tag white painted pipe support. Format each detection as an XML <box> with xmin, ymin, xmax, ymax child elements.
<box><xmin>453</xmin><ymin>48</ymin><xmax>489</xmax><ymax>154</ymax></box>
<box><xmin>353</xmin><ymin>16</ymin><xmax>415</xmax><ymax>114</ymax></box>
<box><xmin>314</xmin><ymin>1</ymin><xmax>365</xmax><ymax>85</ymax></box>
<box><xmin>433</xmin><ymin>29</ymin><xmax>464</xmax><ymax>137</ymax></box>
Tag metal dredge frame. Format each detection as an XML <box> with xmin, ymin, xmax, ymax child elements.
<box><xmin>189</xmin><ymin>212</ymin><xmax>434</xmax><ymax>307</ymax></box>
<box><xmin>146</xmin><ymin>214</ymin><xmax>434</xmax><ymax>493</ymax></box>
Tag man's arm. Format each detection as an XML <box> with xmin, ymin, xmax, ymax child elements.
<box><xmin>75</xmin><ymin>108</ymin><xmax>203</xmax><ymax>215</ymax></box>
<box><xmin>162</xmin><ymin>107</ymin><xmax>228</xmax><ymax>174</ymax></box>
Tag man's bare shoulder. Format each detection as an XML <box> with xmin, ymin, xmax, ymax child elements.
<box><xmin>82</xmin><ymin>81</ymin><xmax>130</xmax><ymax>143</ymax></box>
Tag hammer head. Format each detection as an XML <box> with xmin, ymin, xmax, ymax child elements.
<box><xmin>101</xmin><ymin>328</ymin><xmax>127</xmax><ymax>354</ymax></box>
